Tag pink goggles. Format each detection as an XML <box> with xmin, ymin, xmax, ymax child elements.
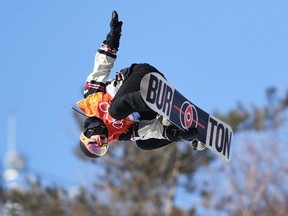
<box><xmin>80</xmin><ymin>132</ymin><xmax>109</xmax><ymax>157</ymax></box>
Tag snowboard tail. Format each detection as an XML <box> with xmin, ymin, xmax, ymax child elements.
<box><xmin>140</xmin><ymin>72</ymin><xmax>233</xmax><ymax>161</ymax></box>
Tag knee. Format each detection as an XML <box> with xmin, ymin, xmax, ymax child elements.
<box><xmin>109</xmin><ymin>97</ymin><xmax>132</xmax><ymax>120</ymax></box>
<box><xmin>109</xmin><ymin>102</ymin><xmax>124</xmax><ymax>120</ymax></box>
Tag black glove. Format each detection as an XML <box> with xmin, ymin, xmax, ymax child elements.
<box><xmin>164</xmin><ymin>125</ymin><xmax>198</xmax><ymax>142</ymax></box>
<box><xmin>178</xmin><ymin>127</ymin><xmax>198</xmax><ymax>141</ymax></box>
<box><xmin>105</xmin><ymin>11</ymin><xmax>123</xmax><ymax>50</ymax></box>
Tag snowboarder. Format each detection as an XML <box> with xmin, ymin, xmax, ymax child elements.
<box><xmin>76</xmin><ymin>11</ymin><xmax>199</xmax><ymax>158</ymax></box>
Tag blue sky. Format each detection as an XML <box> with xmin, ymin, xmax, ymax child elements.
<box><xmin>1</xmin><ymin>0</ymin><xmax>288</xmax><ymax>190</ymax></box>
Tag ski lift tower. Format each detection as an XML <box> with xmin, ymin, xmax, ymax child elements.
<box><xmin>3</xmin><ymin>114</ymin><xmax>26</xmax><ymax>191</ymax></box>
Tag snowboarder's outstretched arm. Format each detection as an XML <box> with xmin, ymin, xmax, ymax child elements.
<box><xmin>84</xmin><ymin>11</ymin><xmax>123</xmax><ymax>98</ymax></box>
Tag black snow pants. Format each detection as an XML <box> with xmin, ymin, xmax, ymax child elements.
<box><xmin>109</xmin><ymin>63</ymin><xmax>164</xmax><ymax>120</ymax></box>
<box><xmin>109</xmin><ymin>63</ymin><xmax>171</xmax><ymax>150</ymax></box>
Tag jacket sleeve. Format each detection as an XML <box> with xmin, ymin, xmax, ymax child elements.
<box><xmin>83</xmin><ymin>44</ymin><xmax>118</xmax><ymax>98</ymax></box>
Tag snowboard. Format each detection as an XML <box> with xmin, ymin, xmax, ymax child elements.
<box><xmin>140</xmin><ymin>72</ymin><xmax>233</xmax><ymax>161</ymax></box>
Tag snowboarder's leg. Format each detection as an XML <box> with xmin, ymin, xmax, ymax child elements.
<box><xmin>137</xmin><ymin>118</ymin><xmax>198</xmax><ymax>142</ymax></box>
<box><xmin>109</xmin><ymin>64</ymin><xmax>165</xmax><ymax>119</ymax></box>
<box><xmin>109</xmin><ymin>91</ymin><xmax>149</xmax><ymax>119</ymax></box>
<box><xmin>135</xmin><ymin>122</ymin><xmax>199</xmax><ymax>150</ymax></box>
<box><xmin>136</xmin><ymin>139</ymin><xmax>171</xmax><ymax>150</ymax></box>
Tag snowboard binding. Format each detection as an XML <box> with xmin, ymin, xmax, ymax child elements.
<box><xmin>192</xmin><ymin>140</ymin><xmax>206</xmax><ymax>151</ymax></box>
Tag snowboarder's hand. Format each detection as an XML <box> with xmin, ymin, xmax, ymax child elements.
<box><xmin>105</xmin><ymin>11</ymin><xmax>123</xmax><ymax>50</ymax></box>
<box><xmin>164</xmin><ymin>125</ymin><xmax>198</xmax><ymax>142</ymax></box>
<box><xmin>109</xmin><ymin>11</ymin><xmax>123</xmax><ymax>36</ymax></box>
<box><xmin>177</xmin><ymin>128</ymin><xmax>198</xmax><ymax>141</ymax></box>
<box><xmin>113</xmin><ymin>71</ymin><xmax>125</xmax><ymax>87</ymax></box>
